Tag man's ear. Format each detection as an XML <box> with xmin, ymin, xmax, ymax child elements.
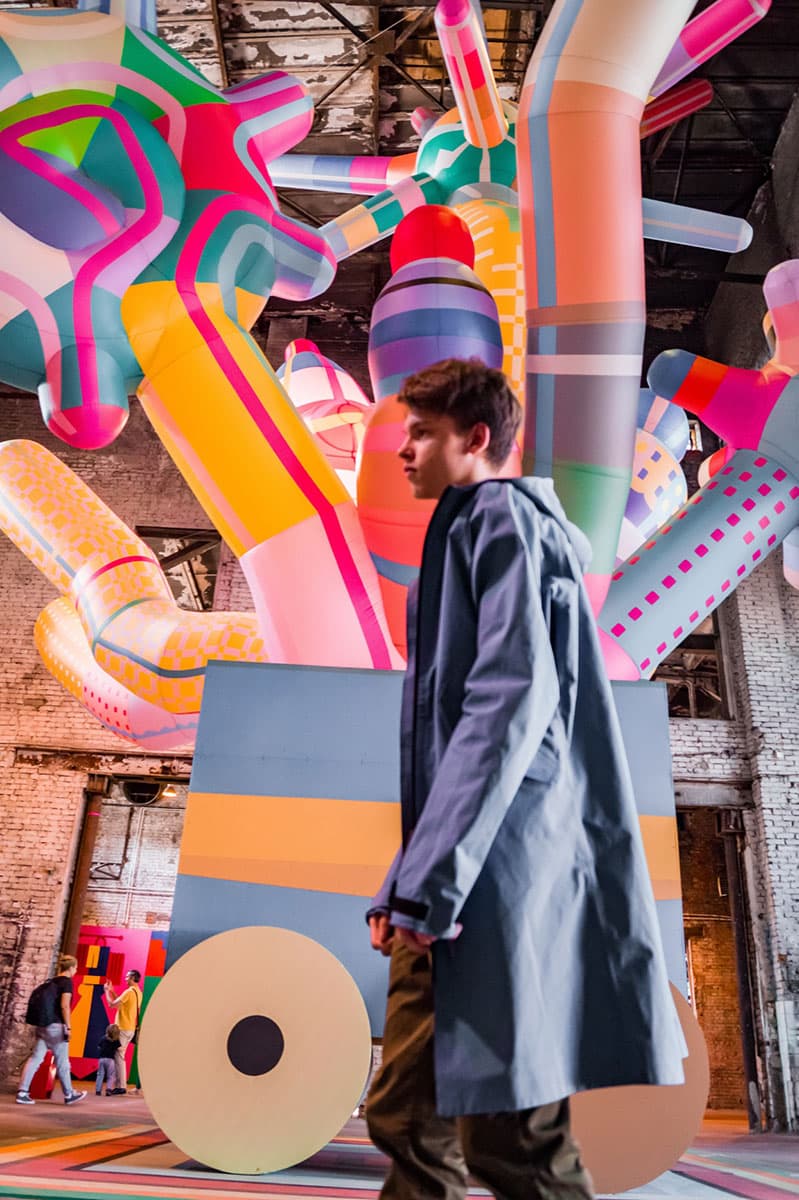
<box><xmin>466</xmin><ymin>422</ymin><xmax>492</xmax><ymax>457</ymax></box>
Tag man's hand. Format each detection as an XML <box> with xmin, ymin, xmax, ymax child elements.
<box><xmin>368</xmin><ymin>914</ymin><xmax>395</xmax><ymax>956</ymax></box>
<box><xmin>394</xmin><ymin>926</ymin><xmax>436</xmax><ymax>954</ymax></box>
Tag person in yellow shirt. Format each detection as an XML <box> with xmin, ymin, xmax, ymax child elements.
<box><xmin>103</xmin><ymin>969</ymin><xmax>142</xmax><ymax>1094</ymax></box>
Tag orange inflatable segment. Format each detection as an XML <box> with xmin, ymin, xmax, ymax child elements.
<box><xmin>126</xmin><ymin>277</ymin><xmax>398</xmax><ymax>670</ymax></box>
<box><xmin>34</xmin><ymin>598</ymin><xmax>87</xmax><ymax>703</ymax></box>
<box><xmin>71</xmin><ymin>550</ymin><xmax>265</xmax><ymax>714</ymax></box>
<box><xmin>456</xmin><ymin>197</ymin><xmax>525</xmax><ymax>406</ymax></box>
<box><xmin>34</xmin><ymin>597</ymin><xmax>205</xmax><ymax>751</ymax></box>
<box><xmin>125</xmin><ymin>282</ymin><xmax>348</xmax><ymax>557</ymax></box>
<box><xmin>0</xmin><ymin>439</ymin><xmax>147</xmax><ymax>593</ymax></box>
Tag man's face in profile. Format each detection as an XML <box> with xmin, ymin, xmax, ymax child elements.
<box><xmin>398</xmin><ymin>408</ymin><xmax>485</xmax><ymax>500</ymax></box>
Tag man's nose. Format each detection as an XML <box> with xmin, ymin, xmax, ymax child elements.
<box><xmin>398</xmin><ymin>436</ymin><xmax>412</xmax><ymax>459</ymax></box>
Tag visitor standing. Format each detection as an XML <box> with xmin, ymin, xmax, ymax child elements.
<box><xmin>104</xmin><ymin>969</ymin><xmax>142</xmax><ymax>1094</ymax></box>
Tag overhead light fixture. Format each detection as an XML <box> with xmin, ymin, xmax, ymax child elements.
<box><xmin>160</xmin><ymin>783</ymin><xmax>178</xmax><ymax>799</ymax></box>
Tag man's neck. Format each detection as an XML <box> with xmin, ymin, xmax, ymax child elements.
<box><xmin>457</xmin><ymin>462</ymin><xmax>500</xmax><ymax>489</ymax></box>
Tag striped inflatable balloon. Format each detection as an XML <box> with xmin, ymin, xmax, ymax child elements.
<box><xmin>278</xmin><ymin>339</ymin><xmax>372</xmax><ymax>496</ymax></box>
<box><xmin>358</xmin><ymin>238</ymin><xmax>505</xmax><ymax>655</ymax></box>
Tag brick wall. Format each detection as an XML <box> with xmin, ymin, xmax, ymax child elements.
<box><xmin>0</xmin><ymin>398</ymin><xmax>220</xmax><ymax>1083</ymax></box>
<box><xmin>718</xmin><ymin>554</ymin><xmax>799</xmax><ymax>1129</ymax></box>
<box><xmin>83</xmin><ymin>781</ymin><xmax>188</xmax><ymax>931</ymax></box>
<box><xmin>679</xmin><ymin>807</ymin><xmax>746</xmax><ymax>1109</ymax></box>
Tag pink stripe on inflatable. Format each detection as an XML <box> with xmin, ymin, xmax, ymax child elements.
<box><xmin>701</xmin><ymin>367</ymin><xmax>784</xmax><ymax>448</ymax></box>
<box><xmin>175</xmin><ymin>196</ymin><xmax>393</xmax><ymax>670</ymax></box>
<box><xmin>652</xmin><ymin>0</ymin><xmax>771</xmax><ymax>97</ymax></box>
<box><xmin>82</xmin><ymin>553</ymin><xmax>158</xmax><ymax>589</ymax></box>
<box><xmin>240</xmin><ymin>504</ymin><xmax>395</xmax><ymax>670</ymax></box>
<box><xmin>72</xmin><ymin>110</ymin><xmax>166</xmax><ymax>424</ymax></box>
<box><xmin>8</xmin><ymin>104</ymin><xmax>170</xmax><ymax>444</ymax></box>
<box><xmin>0</xmin><ymin>134</ymin><xmax>121</xmax><ymax>237</ymax></box>
<box><xmin>0</xmin><ymin>271</ymin><xmax>62</xmax><ymax>399</ymax></box>
<box><xmin>0</xmin><ymin>62</ymin><xmax>188</xmax><ymax>159</ymax></box>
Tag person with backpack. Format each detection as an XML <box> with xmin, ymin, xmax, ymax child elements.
<box><xmin>17</xmin><ymin>953</ymin><xmax>86</xmax><ymax>1105</ymax></box>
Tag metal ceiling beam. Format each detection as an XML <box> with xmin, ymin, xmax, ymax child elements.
<box><xmin>316</xmin><ymin>2</ymin><xmax>447</xmax><ymax>114</ymax></box>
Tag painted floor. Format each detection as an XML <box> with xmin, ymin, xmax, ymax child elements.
<box><xmin>0</xmin><ymin>1092</ymin><xmax>797</xmax><ymax>1200</ymax></box>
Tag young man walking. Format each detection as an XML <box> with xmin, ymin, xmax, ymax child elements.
<box><xmin>17</xmin><ymin>954</ymin><xmax>86</xmax><ymax>1105</ymax></box>
<box><xmin>366</xmin><ymin>359</ymin><xmax>685</xmax><ymax>1199</ymax></box>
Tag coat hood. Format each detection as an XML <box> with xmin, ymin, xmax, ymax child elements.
<box><xmin>508</xmin><ymin>476</ymin><xmax>593</xmax><ymax>570</ymax></box>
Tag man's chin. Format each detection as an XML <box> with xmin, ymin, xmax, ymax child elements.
<box><xmin>410</xmin><ymin>482</ymin><xmax>435</xmax><ymax>500</ymax></box>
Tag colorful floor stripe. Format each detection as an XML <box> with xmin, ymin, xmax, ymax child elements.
<box><xmin>0</xmin><ymin>1114</ymin><xmax>796</xmax><ymax>1200</ymax></box>
<box><xmin>674</xmin><ymin>1149</ymin><xmax>799</xmax><ymax>1200</ymax></box>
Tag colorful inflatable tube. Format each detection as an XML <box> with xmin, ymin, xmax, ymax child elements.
<box><xmin>600</xmin><ymin>260</ymin><xmax>799</xmax><ymax>677</ymax></box>
<box><xmin>278</xmin><ymin>339</ymin><xmax>372</xmax><ymax>494</ymax></box>
<box><xmin>124</xmin><ymin>254</ymin><xmax>399</xmax><ymax>672</ymax></box>
<box><xmin>616</xmin><ymin>431</ymin><xmax>687</xmax><ymax>566</ymax></box>
<box><xmin>0</xmin><ymin>439</ymin><xmax>266</xmax><ymax>733</ymax></box>
<box><xmin>517</xmin><ymin>0</ymin><xmax>696</xmax><ymax>613</ymax></box>
<box><xmin>434</xmin><ymin>0</ymin><xmax>507</xmax><ymax>150</ymax></box>
<box><xmin>36</xmin><ymin>597</ymin><xmax>200</xmax><ymax>749</ymax></box>
<box><xmin>599</xmin><ymin>449</ymin><xmax>799</xmax><ymax>680</ymax></box>
<box><xmin>0</xmin><ymin>85</ymin><xmax>185</xmax><ymax>449</ymax></box>
<box><xmin>651</xmin><ymin>0</ymin><xmax>772</xmax><ymax>98</ymax></box>
<box><xmin>640</xmin><ymin>80</ymin><xmax>714</xmax><ymax>139</ymax></box>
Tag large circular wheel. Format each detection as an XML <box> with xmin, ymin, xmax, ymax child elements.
<box><xmin>571</xmin><ymin>986</ymin><xmax>709</xmax><ymax>1192</ymax></box>
<box><xmin>137</xmin><ymin>926</ymin><xmax>372</xmax><ymax>1175</ymax></box>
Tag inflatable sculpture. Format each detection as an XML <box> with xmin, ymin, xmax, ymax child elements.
<box><xmin>599</xmin><ymin>258</ymin><xmax>799</xmax><ymax>679</ymax></box>
<box><xmin>277</xmin><ymin>338</ymin><xmax>371</xmax><ymax>497</ymax></box>
<box><xmin>0</xmin><ymin>1</ymin><xmax>402</xmax><ymax>709</ymax></box>
<box><xmin>0</xmin><ymin>0</ymin><xmax>790</xmax><ymax>1181</ymax></box>
<box><xmin>0</xmin><ymin>0</ymin><xmax>779</xmax><ymax>735</ymax></box>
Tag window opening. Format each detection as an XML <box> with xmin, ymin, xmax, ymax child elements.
<box><xmin>136</xmin><ymin>527</ymin><xmax>221</xmax><ymax>612</ymax></box>
<box><xmin>653</xmin><ymin>613</ymin><xmax>728</xmax><ymax>718</ymax></box>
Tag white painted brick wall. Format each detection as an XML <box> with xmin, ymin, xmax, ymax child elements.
<box><xmin>713</xmin><ymin>555</ymin><xmax>799</xmax><ymax>1129</ymax></box>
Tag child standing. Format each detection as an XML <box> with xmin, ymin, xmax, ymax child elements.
<box><xmin>96</xmin><ymin>1024</ymin><xmax>120</xmax><ymax>1096</ymax></box>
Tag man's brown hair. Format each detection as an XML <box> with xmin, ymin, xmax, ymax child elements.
<box><xmin>398</xmin><ymin>358</ymin><xmax>522</xmax><ymax>468</ymax></box>
<box><xmin>57</xmin><ymin>954</ymin><xmax>78</xmax><ymax>973</ymax></box>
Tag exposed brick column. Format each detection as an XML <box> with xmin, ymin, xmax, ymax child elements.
<box><xmin>717</xmin><ymin>555</ymin><xmax>799</xmax><ymax>1130</ymax></box>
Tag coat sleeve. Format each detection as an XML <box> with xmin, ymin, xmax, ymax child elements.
<box><xmin>391</xmin><ymin>491</ymin><xmax>561</xmax><ymax>939</ymax></box>
<box><xmin>365</xmin><ymin>846</ymin><xmax>402</xmax><ymax>922</ymax></box>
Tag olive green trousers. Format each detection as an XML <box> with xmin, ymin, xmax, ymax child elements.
<box><xmin>366</xmin><ymin>942</ymin><xmax>594</xmax><ymax>1200</ymax></box>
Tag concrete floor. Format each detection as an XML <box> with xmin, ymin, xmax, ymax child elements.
<box><xmin>692</xmin><ymin>1110</ymin><xmax>799</xmax><ymax>1170</ymax></box>
<box><xmin>0</xmin><ymin>1083</ymin><xmax>152</xmax><ymax>1147</ymax></box>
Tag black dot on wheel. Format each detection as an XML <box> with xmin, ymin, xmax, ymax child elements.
<box><xmin>226</xmin><ymin>1015</ymin><xmax>285</xmax><ymax>1076</ymax></box>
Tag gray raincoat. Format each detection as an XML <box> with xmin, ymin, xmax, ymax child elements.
<box><xmin>372</xmin><ymin>478</ymin><xmax>686</xmax><ymax>1117</ymax></box>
